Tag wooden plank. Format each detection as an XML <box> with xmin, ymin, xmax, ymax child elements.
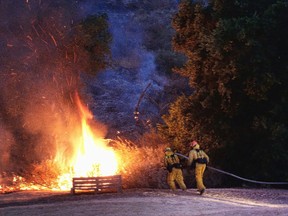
<box><xmin>73</xmin><ymin>185</ymin><xmax>97</xmax><ymax>188</ymax></box>
<box><xmin>73</xmin><ymin>183</ymin><xmax>97</xmax><ymax>186</ymax></box>
<box><xmin>73</xmin><ymin>180</ymin><xmax>97</xmax><ymax>183</ymax></box>
<box><xmin>73</xmin><ymin>182</ymin><xmax>97</xmax><ymax>185</ymax></box>
<box><xmin>73</xmin><ymin>177</ymin><xmax>97</xmax><ymax>181</ymax></box>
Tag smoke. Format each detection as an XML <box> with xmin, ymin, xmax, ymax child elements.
<box><xmin>0</xmin><ymin>0</ymin><xmax>90</xmax><ymax>175</ymax></box>
<box><xmin>83</xmin><ymin>1</ymin><xmax>170</xmax><ymax>139</ymax></box>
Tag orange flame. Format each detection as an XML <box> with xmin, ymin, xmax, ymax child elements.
<box><xmin>0</xmin><ymin>92</ymin><xmax>119</xmax><ymax>192</ymax></box>
<box><xmin>55</xmin><ymin>93</ymin><xmax>119</xmax><ymax>190</ymax></box>
<box><xmin>72</xmin><ymin>93</ymin><xmax>118</xmax><ymax>177</ymax></box>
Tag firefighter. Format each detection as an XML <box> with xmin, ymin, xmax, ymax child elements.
<box><xmin>188</xmin><ymin>140</ymin><xmax>209</xmax><ymax>195</ymax></box>
<box><xmin>164</xmin><ymin>147</ymin><xmax>187</xmax><ymax>191</ymax></box>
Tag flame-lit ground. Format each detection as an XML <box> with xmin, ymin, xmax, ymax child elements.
<box><xmin>0</xmin><ymin>188</ymin><xmax>288</xmax><ymax>216</ymax></box>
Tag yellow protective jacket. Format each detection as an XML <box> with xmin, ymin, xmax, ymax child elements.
<box><xmin>188</xmin><ymin>144</ymin><xmax>209</xmax><ymax>167</ymax></box>
<box><xmin>164</xmin><ymin>150</ymin><xmax>182</xmax><ymax>170</ymax></box>
<box><xmin>164</xmin><ymin>150</ymin><xmax>187</xmax><ymax>190</ymax></box>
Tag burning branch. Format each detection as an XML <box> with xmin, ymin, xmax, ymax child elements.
<box><xmin>49</xmin><ymin>33</ymin><xmax>58</xmax><ymax>47</ymax></box>
<box><xmin>134</xmin><ymin>82</ymin><xmax>152</xmax><ymax>122</ymax></box>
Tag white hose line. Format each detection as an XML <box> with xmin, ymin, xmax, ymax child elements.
<box><xmin>175</xmin><ymin>152</ymin><xmax>288</xmax><ymax>185</ymax></box>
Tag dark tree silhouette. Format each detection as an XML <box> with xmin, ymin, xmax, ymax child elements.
<box><xmin>159</xmin><ymin>0</ymin><xmax>288</xmax><ymax>183</ymax></box>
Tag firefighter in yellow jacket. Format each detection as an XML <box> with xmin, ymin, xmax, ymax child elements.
<box><xmin>164</xmin><ymin>147</ymin><xmax>187</xmax><ymax>191</ymax></box>
<box><xmin>188</xmin><ymin>141</ymin><xmax>209</xmax><ymax>195</ymax></box>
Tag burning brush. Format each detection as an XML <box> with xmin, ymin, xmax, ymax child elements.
<box><xmin>0</xmin><ymin>93</ymin><xmax>120</xmax><ymax>193</ymax></box>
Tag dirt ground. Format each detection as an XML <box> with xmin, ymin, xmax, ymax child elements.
<box><xmin>1</xmin><ymin>188</ymin><xmax>288</xmax><ymax>216</ymax></box>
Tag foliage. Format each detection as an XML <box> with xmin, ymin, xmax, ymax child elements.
<box><xmin>158</xmin><ymin>94</ymin><xmax>220</xmax><ymax>153</ymax></box>
<box><xmin>159</xmin><ymin>0</ymin><xmax>288</xmax><ymax>183</ymax></box>
<box><xmin>111</xmin><ymin>135</ymin><xmax>224</xmax><ymax>189</ymax></box>
<box><xmin>73</xmin><ymin>14</ymin><xmax>112</xmax><ymax>75</ymax></box>
<box><xmin>155</xmin><ymin>50</ymin><xmax>186</xmax><ymax>75</ymax></box>
<box><xmin>112</xmin><ymin>138</ymin><xmax>168</xmax><ymax>189</ymax></box>
<box><xmin>136</xmin><ymin>2</ymin><xmax>186</xmax><ymax>75</ymax></box>
<box><xmin>28</xmin><ymin>160</ymin><xmax>63</xmax><ymax>189</ymax></box>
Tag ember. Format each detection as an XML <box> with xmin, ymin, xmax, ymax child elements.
<box><xmin>0</xmin><ymin>0</ymin><xmax>119</xmax><ymax>194</ymax></box>
<box><xmin>0</xmin><ymin>93</ymin><xmax>120</xmax><ymax>193</ymax></box>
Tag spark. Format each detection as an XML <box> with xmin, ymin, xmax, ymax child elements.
<box><xmin>49</xmin><ymin>33</ymin><xmax>57</xmax><ymax>47</ymax></box>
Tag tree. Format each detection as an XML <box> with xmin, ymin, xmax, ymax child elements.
<box><xmin>72</xmin><ymin>14</ymin><xmax>112</xmax><ymax>75</ymax></box>
<box><xmin>159</xmin><ymin>0</ymin><xmax>288</xmax><ymax>182</ymax></box>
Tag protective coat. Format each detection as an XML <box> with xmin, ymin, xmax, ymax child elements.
<box><xmin>164</xmin><ymin>150</ymin><xmax>187</xmax><ymax>191</ymax></box>
<box><xmin>188</xmin><ymin>144</ymin><xmax>209</xmax><ymax>193</ymax></box>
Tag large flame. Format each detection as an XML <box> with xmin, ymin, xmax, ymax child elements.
<box><xmin>72</xmin><ymin>93</ymin><xmax>118</xmax><ymax>177</ymax></box>
<box><xmin>0</xmin><ymin>93</ymin><xmax>119</xmax><ymax>193</ymax></box>
<box><xmin>55</xmin><ymin>93</ymin><xmax>119</xmax><ymax>190</ymax></box>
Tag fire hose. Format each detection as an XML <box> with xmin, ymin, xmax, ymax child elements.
<box><xmin>175</xmin><ymin>153</ymin><xmax>288</xmax><ymax>185</ymax></box>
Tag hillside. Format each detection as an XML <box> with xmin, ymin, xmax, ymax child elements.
<box><xmin>83</xmin><ymin>0</ymin><xmax>188</xmax><ymax>140</ymax></box>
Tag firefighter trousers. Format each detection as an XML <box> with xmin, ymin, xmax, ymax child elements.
<box><xmin>167</xmin><ymin>168</ymin><xmax>187</xmax><ymax>190</ymax></box>
<box><xmin>195</xmin><ymin>163</ymin><xmax>206</xmax><ymax>191</ymax></box>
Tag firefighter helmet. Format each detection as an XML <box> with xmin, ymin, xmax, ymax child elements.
<box><xmin>191</xmin><ymin>140</ymin><xmax>198</xmax><ymax>147</ymax></box>
<box><xmin>165</xmin><ymin>147</ymin><xmax>172</xmax><ymax>152</ymax></box>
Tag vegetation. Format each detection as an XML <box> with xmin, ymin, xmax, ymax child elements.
<box><xmin>73</xmin><ymin>14</ymin><xmax>112</xmax><ymax>75</ymax></box>
<box><xmin>2</xmin><ymin>0</ymin><xmax>288</xmax><ymax>190</ymax></box>
<box><xmin>0</xmin><ymin>1</ymin><xmax>111</xmax><ymax>179</ymax></box>
<box><xmin>113</xmin><ymin>138</ymin><xmax>167</xmax><ymax>189</ymax></box>
<box><xmin>159</xmin><ymin>0</ymin><xmax>288</xmax><ymax>183</ymax></box>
